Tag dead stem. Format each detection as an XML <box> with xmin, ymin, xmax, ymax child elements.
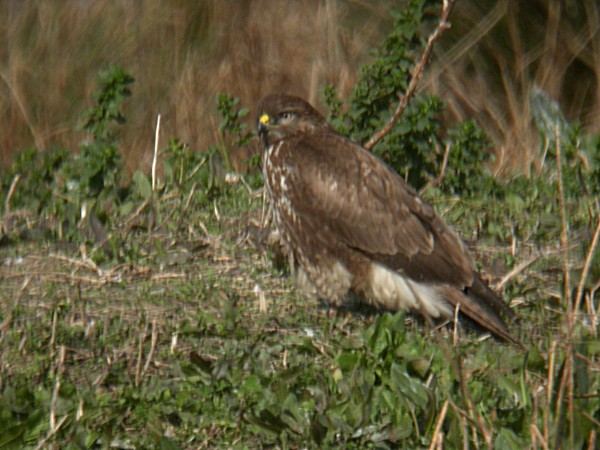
<box><xmin>36</xmin><ymin>345</ymin><xmax>67</xmax><ymax>449</ymax></box>
<box><xmin>142</xmin><ymin>320</ymin><xmax>158</xmax><ymax>380</ymax></box>
<box><xmin>428</xmin><ymin>400</ymin><xmax>449</xmax><ymax>450</ymax></box>
<box><xmin>152</xmin><ymin>113</ymin><xmax>161</xmax><ymax>191</ymax></box>
<box><xmin>544</xmin><ymin>340</ymin><xmax>556</xmax><ymax>445</ymax></box>
<box><xmin>573</xmin><ymin>215</ymin><xmax>600</xmax><ymax>322</ymax></box>
<box><xmin>4</xmin><ymin>174</ymin><xmax>21</xmax><ymax>215</ymax></box>
<box><xmin>419</xmin><ymin>143</ymin><xmax>452</xmax><ymax>194</ymax></box>
<box><xmin>531</xmin><ymin>424</ymin><xmax>549</xmax><ymax>450</ymax></box>
<box><xmin>495</xmin><ymin>253</ymin><xmax>541</xmax><ymax>290</ymax></box>
<box><xmin>554</xmin><ymin>125</ymin><xmax>577</xmax><ymax>446</ymax></box>
<box><xmin>135</xmin><ymin>321</ymin><xmax>149</xmax><ymax>387</ymax></box>
<box><xmin>365</xmin><ymin>0</ymin><xmax>457</xmax><ymax>150</ymax></box>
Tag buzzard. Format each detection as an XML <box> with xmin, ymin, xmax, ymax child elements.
<box><xmin>257</xmin><ymin>94</ymin><xmax>519</xmax><ymax>345</ymax></box>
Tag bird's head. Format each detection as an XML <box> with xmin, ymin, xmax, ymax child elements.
<box><xmin>257</xmin><ymin>94</ymin><xmax>331</xmax><ymax>149</ymax></box>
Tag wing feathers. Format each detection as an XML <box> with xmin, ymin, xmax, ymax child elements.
<box><xmin>283</xmin><ymin>133</ymin><xmax>474</xmax><ymax>288</ymax></box>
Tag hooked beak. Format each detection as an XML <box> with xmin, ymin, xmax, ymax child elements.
<box><xmin>258</xmin><ymin>113</ymin><xmax>271</xmax><ymax>146</ymax></box>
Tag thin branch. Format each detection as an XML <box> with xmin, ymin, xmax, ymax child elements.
<box><xmin>544</xmin><ymin>341</ymin><xmax>556</xmax><ymax>445</ymax></box>
<box><xmin>35</xmin><ymin>415</ymin><xmax>68</xmax><ymax>450</ymax></box>
<box><xmin>152</xmin><ymin>113</ymin><xmax>161</xmax><ymax>191</ymax></box>
<box><xmin>365</xmin><ymin>0</ymin><xmax>456</xmax><ymax>150</ymax></box>
<box><xmin>531</xmin><ymin>424</ymin><xmax>549</xmax><ymax>450</ymax></box>
<box><xmin>554</xmin><ymin>126</ymin><xmax>570</xmax><ymax>309</ymax></box>
<box><xmin>428</xmin><ymin>400</ymin><xmax>449</xmax><ymax>450</ymax></box>
<box><xmin>573</xmin><ymin>214</ymin><xmax>600</xmax><ymax>319</ymax></box>
<box><xmin>141</xmin><ymin>321</ymin><xmax>158</xmax><ymax>380</ymax></box>
<box><xmin>495</xmin><ymin>253</ymin><xmax>541</xmax><ymax>290</ymax></box>
<box><xmin>552</xmin><ymin>124</ymin><xmax>578</xmax><ymax>445</ymax></box>
<box><xmin>4</xmin><ymin>174</ymin><xmax>21</xmax><ymax>215</ymax></box>
<box><xmin>431</xmin><ymin>324</ymin><xmax>493</xmax><ymax>448</ymax></box>
<box><xmin>42</xmin><ymin>345</ymin><xmax>66</xmax><ymax>450</ymax></box>
<box><xmin>419</xmin><ymin>143</ymin><xmax>451</xmax><ymax>194</ymax></box>
<box><xmin>586</xmin><ymin>429</ymin><xmax>597</xmax><ymax>450</ymax></box>
<box><xmin>135</xmin><ymin>321</ymin><xmax>148</xmax><ymax>387</ymax></box>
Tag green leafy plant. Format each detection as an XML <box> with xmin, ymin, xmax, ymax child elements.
<box><xmin>81</xmin><ymin>65</ymin><xmax>134</xmax><ymax>143</ymax></box>
<box><xmin>215</xmin><ymin>92</ymin><xmax>263</xmax><ymax>187</ymax></box>
<box><xmin>216</xmin><ymin>93</ymin><xmax>252</xmax><ymax>149</ymax></box>
<box><xmin>0</xmin><ymin>65</ymin><xmax>134</xmax><ymax>244</ymax></box>
<box><xmin>2</xmin><ymin>146</ymin><xmax>69</xmax><ymax>214</ymax></box>
<box><xmin>161</xmin><ymin>138</ymin><xmax>207</xmax><ymax>191</ymax></box>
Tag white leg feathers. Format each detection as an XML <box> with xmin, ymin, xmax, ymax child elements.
<box><xmin>367</xmin><ymin>263</ymin><xmax>452</xmax><ymax>318</ymax></box>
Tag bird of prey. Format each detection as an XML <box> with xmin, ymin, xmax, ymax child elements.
<box><xmin>257</xmin><ymin>93</ymin><xmax>519</xmax><ymax>345</ymax></box>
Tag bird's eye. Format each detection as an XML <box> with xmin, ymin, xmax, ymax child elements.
<box><xmin>279</xmin><ymin>111</ymin><xmax>295</xmax><ymax>122</ymax></box>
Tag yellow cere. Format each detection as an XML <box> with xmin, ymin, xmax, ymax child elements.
<box><xmin>259</xmin><ymin>114</ymin><xmax>270</xmax><ymax>124</ymax></box>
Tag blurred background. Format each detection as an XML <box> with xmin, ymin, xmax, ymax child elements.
<box><xmin>0</xmin><ymin>0</ymin><xmax>598</xmax><ymax>174</ymax></box>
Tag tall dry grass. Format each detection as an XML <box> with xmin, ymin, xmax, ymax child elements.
<box><xmin>0</xmin><ymin>0</ymin><xmax>598</xmax><ymax>174</ymax></box>
<box><xmin>425</xmin><ymin>0</ymin><xmax>600</xmax><ymax>175</ymax></box>
<box><xmin>0</xmin><ymin>0</ymin><xmax>390</xmax><ymax>171</ymax></box>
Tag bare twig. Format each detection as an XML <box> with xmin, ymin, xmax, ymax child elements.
<box><xmin>4</xmin><ymin>174</ymin><xmax>21</xmax><ymax>215</ymax></box>
<box><xmin>39</xmin><ymin>345</ymin><xmax>67</xmax><ymax>450</ymax></box>
<box><xmin>554</xmin><ymin>126</ymin><xmax>570</xmax><ymax>308</ymax></box>
<box><xmin>142</xmin><ymin>321</ymin><xmax>158</xmax><ymax>379</ymax></box>
<box><xmin>572</xmin><ymin>405</ymin><xmax>600</xmax><ymax>430</ymax></box>
<box><xmin>573</xmin><ymin>214</ymin><xmax>600</xmax><ymax>320</ymax></box>
<box><xmin>544</xmin><ymin>340</ymin><xmax>556</xmax><ymax>445</ymax></box>
<box><xmin>586</xmin><ymin>429</ymin><xmax>597</xmax><ymax>450</ymax></box>
<box><xmin>123</xmin><ymin>197</ymin><xmax>151</xmax><ymax>228</ymax></box>
<box><xmin>365</xmin><ymin>0</ymin><xmax>456</xmax><ymax>150</ymax></box>
<box><xmin>589</xmin><ymin>280</ymin><xmax>599</xmax><ymax>335</ymax></box>
<box><xmin>452</xmin><ymin>302</ymin><xmax>460</xmax><ymax>346</ymax></box>
<box><xmin>185</xmin><ymin>156</ymin><xmax>208</xmax><ymax>183</ymax></box>
<box><xmin>35</xmin><ymin>415</ymin><xmax>68</xmax><ymax>450</ymax></box>
<box><xmin>458</xmin><ymin>357</ymin><xmax>493</xmax><ymax>448</ymax></box>
<box><xmin>49</xmin><ymin>309</ymin><xmax>58</xmax><ymax>349</ymax></box>
<box><xmin>495</xmin><ymin>253</ymin><xmax>541</xmax><ymax>290</ymax></box>
<box><xmin>447</xmin><ymin>398</ymin><xmax>483</xmax><ymax>449</ymax></box>
<box><xmin>135</xmin><ymin>321</ymin><xmax>148</xmax><ymax>387</ymax></box>
<box><xmin>419</xmin><ymin>143</ymin><xmax>452</xmax><ymax>194</ymax></box>
<box><xmin>214</xmin><ymin>199</ymin><xmax>221</xmax><ymax>221</ymax></box>
<box><xmin>49</xmin><ymin>253</ymin><xmax>103</xmax><ymax>276</ymax></box>
<box><xmin>531</xmin><ymin>424</ymin><xmax>549</xmax><ymax>450</ymax></box>
<box><xmin>421</xmin><ymin>0</ymin><xmax>508</xmax><ymax>92</ymax></box>
<box><xmin>428</xmin><ymin>400</ymin><xmax>449</xmax><ymax>450</ymax></box>
<box><xmin>184</xmin><ymin>182</ymin><xmax>198</xmax><ymax>211</ymax></box>
<box><xmin>432</xmin><ymin>327</ymin><xmax>493</xmax><ymax>448</ymax></box>
<box><xmin>555</xmin><ymin>125</ymin><xmax>576</xmax><ymax>445</ymax></box>
<box><xmin>254</xmin><ymin>283</ymin><xmax>267</xmax><ymax>313</ymax></box>
<box><xmin>170</xmin><ymin>330</ymin><xmax>178</xmax><ymax>354</ymax></box>
<box><xmin>152</xmin><ymin>113</ymin><xmax>161</xmax><ymax>191</ymax></box>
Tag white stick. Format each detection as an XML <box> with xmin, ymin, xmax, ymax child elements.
<box><xmin>152</xmin><ymin>113</ymin><xmax>161</xmax><ymax>191</ymax></box>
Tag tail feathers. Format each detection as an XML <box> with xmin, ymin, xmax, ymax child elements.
<box><xmin>468</xmin><ymin>275</ymin><xmax>517</xmax><ymax>321</ymax></box>
<box><xmin>437</xmin><ymin>285</ymin><xmax>524</xmax><ymax>349</ymax></box>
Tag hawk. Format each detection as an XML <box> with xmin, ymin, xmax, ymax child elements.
<box><xmin>257</xmin><ymin>94</ymin><xmax>519</xmax><ymax>345</ymax></box>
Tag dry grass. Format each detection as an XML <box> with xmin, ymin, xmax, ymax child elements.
<box><xmin>0</xmin><ymin>0</ymin><xmax>391</xmax><ymax>171</ymax></box>
<box><xmin>425</xmin><ymin>0</ymin><xmax>600</xmax><ymax>175</ymax></box>
<box><xmin>0</xmin><ymin>0</ymin><xmax>598</xmax><ymax>173</ymax></box>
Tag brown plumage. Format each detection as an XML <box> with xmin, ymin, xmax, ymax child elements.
<box><xmin>257</xmin><ymin>93</ymin><xmax>520</xmax><ymax>346</ymax></box>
